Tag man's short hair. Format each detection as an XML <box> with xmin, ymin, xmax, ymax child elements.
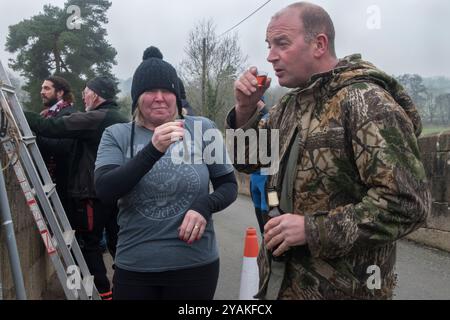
<box><xmin>287</xmin><ymin>2</ymin><xmax>336</xmax><ymax>57</ymax></box>
<box><xmin>45</xmin><ymin>76</ymin><xmax>75</xmax><ymax>104</ymax></box>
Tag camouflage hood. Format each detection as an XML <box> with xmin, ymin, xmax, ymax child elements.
<box><xmin>307</xmin><ymin>54</ymin><xmax>422</xmax><ymax>137</ymax></box>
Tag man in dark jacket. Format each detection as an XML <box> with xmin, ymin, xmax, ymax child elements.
<box><xmin>37</xmin><ymin>76</ymin><xmax>76</xmax><ymax>213</ymax></box>
<box><xmin>25</xmin><ymin>76</ymin><xmax>128</xmax><ymax>300</ymax></box>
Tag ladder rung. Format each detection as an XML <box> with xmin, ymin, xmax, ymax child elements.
<box><xmin>42</xmin><ymin>183</ymin><xmax>56</xmax><ymax>197</ymax></box>
<box><xmin>63</xmin><ymin>230</ymin><xmax>76</xmax><ymax>248</ymax></box>
<box><xmin>51</xmin><ymin>230</ymin><xmax>75</xmax><ymax>249</ymax></box>
<box><xmin>22</xmin><ymin>136</ymin><xmax>36</xmax><ymax>145</ymax></box>
<box><xmin>1</xmin><ymin>84</ymin><xmax>15</xmax><ymax>93</ymax></box>
<box><xmin>82</xmin><ymin>275</ymin><xmax>95</xmax><ymax>299</ymax></box>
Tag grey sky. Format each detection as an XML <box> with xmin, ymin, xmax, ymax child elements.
<box><xmin>0</xmin><ymin>0</ymin><xmax>449</xmax><ymax>84</ymax></box>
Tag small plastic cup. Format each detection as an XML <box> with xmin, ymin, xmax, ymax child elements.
<box><xmin>171</xmin><ymin>119</ymin><xmax>185</xmax><ymax>142</ymax></box>
<box><xmin>256</xmin><ymin>71</ymin><xmax>268</xmax><ymax>88</ymax></box>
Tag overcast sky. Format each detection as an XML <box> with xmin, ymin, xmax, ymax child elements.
<box><xmin>1</xmin><ymin>0</ymin><xmax>449</xmax><ymax>84</ymax></box>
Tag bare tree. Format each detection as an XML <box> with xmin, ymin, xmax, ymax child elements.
<box><xmin>7</xmin><ymin>71</ymin><xmax>30</xmax><ymax>105</ymax></box>
<box><xmin>180</xmin><ymin>19</ymin><xmax>247</xmax><ymax>127</ymax></box>
<box><xmin>425</xmin><ymin>91</ymin><xmax>436</xmax><ymax>125</ymax></box>
<box><xmin>397</xmin><ymin>74</ymin><xmax>429</xmax><ymax>119</ymax></box>
<box><xmin>436</xmin><ymin>93</ymin><xmax>450</xmax><ymax>125</ymax></box>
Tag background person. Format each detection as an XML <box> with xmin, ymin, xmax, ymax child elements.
<box><xmin>37</xmin><ymin>76</ymin><xmax>76</xmax><ymax>214</ymax></box>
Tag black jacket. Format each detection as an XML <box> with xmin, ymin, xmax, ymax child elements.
<box><xmin>25</xmin><ymin>101</ymin><xmax>129</xmax><ymax>199</ymax></box>
<box><xmin>36</xmin><ymin>105</ymin><xmax>76</xmax><ymax>208</ymax></box>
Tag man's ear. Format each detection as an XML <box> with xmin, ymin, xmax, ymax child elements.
<box><xmin>314</xmin><ymin>34</ymin><xmax>329</xmax><ymax>58</ymax></box>
<box><xmin>56</xmin><ymin>90</ymin><xmax>64</xmax><ymax>100</ymax></box>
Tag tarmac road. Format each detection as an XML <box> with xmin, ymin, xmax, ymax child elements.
<box><xmin>213</xmin><ymin>195</ymin><xmax>450</xmax><ymax>300</ymax></box>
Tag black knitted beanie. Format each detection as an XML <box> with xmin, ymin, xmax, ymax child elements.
<box><xmin>86</xmin><ymin>76</ymin><xmax>117</xmax><ymax>101</ymax></box>
<box><xmin>131</xmin><ymin>46</ymin><xmax>182</xmax><ymax>116</ymax></box>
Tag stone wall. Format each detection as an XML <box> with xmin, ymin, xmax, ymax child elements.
<box><xmin>0</xmin><ymin>151</ymin><xmax>57</xmax><ymax>299</ymax></box>
<box><xmin>406</xmin><ymin>131</ymin><xmax>450</xmax><ymax>252</ymax></box>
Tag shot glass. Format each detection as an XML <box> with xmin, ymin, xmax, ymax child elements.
<box><xmin>256</xmin><ymin>71</ymin><xmax>268</xmax><ymax>88</ymax></box>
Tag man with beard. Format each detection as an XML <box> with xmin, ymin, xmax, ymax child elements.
<box><xmin>37</xmin><ymin>76</ymin><xmax>76</xmax><ymax>213</ymax></box>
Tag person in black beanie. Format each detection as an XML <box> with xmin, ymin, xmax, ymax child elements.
<box><xmin>87</xmin><ymin>76</ymin><xmax>117</xmax><ymax>98</ymax></box>
<box><xmin>131</xmin><ymin>46</ymin><xmax>183</xmax><ymax>116</ymax></box>
<box><xmin>84</xmin><ymin>76</ymin><xmax>117</xmax><ymax>111</ymax></box>
<box><xmin>178</xmin><ymin>77</ymin><xmax>196</xmax><ymax>116</ymax></box>
<box><xmin>94</xmin><ymin>46</ymin><xmax>238</xmax><ymax>300</ymax></box>
<box><xmin>25</xmin><ymin>76</ymin><xmax>128</xmax><ymax>300</ymax></box>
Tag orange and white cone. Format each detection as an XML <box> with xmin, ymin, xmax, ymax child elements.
<box><xmin>239</xmin><ymin>227</ymin><xmax>259</xmax><ymax>300</ymax></box>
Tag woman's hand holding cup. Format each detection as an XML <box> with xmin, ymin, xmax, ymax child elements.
<box><xmin>151</xmin><ymin>121</ymin><xmax>184</xmax><ymax>153</ymax></box>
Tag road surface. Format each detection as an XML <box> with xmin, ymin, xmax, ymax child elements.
<box><xmin>213</xmin><ymin>195</ymin><xmax>450</xmax><ymax>300</ymax></box>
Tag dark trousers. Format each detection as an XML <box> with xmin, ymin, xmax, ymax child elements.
<box><xmin>113</xmin><ymin>260</ymin><xmax>220</xmax><ymax>300</ymax></box>
<box><xmin>68</xmin><ymin>198</ymin><xmax>118</xmax><ymax>294</ymax></box>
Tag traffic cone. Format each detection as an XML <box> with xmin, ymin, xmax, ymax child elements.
<box><xmin>239</xmin><ymin>227</ymin><xmax>259</xmax><ymax>300</ymax></box>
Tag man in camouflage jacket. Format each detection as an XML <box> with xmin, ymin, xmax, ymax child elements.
<box><xmin>226</xmin><ymin>2</ymin><xmax>431</xmax><ymax>299</ymax></box>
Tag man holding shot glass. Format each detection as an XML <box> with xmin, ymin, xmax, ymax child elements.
<box><xmin>94</xmin><ymin>46</ymin><xmax>237</xmax><ymax>300</ymax></box>
<box><xmin>226</xmin><ymin>2</ymin><xmax>430</xmax><ymax>300</ymax></box>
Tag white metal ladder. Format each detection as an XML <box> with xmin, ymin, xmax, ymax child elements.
<box><xmin>0</xmin><ymin>59</ymin><xmax>100</xmax><ymax>300</ymax></box>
